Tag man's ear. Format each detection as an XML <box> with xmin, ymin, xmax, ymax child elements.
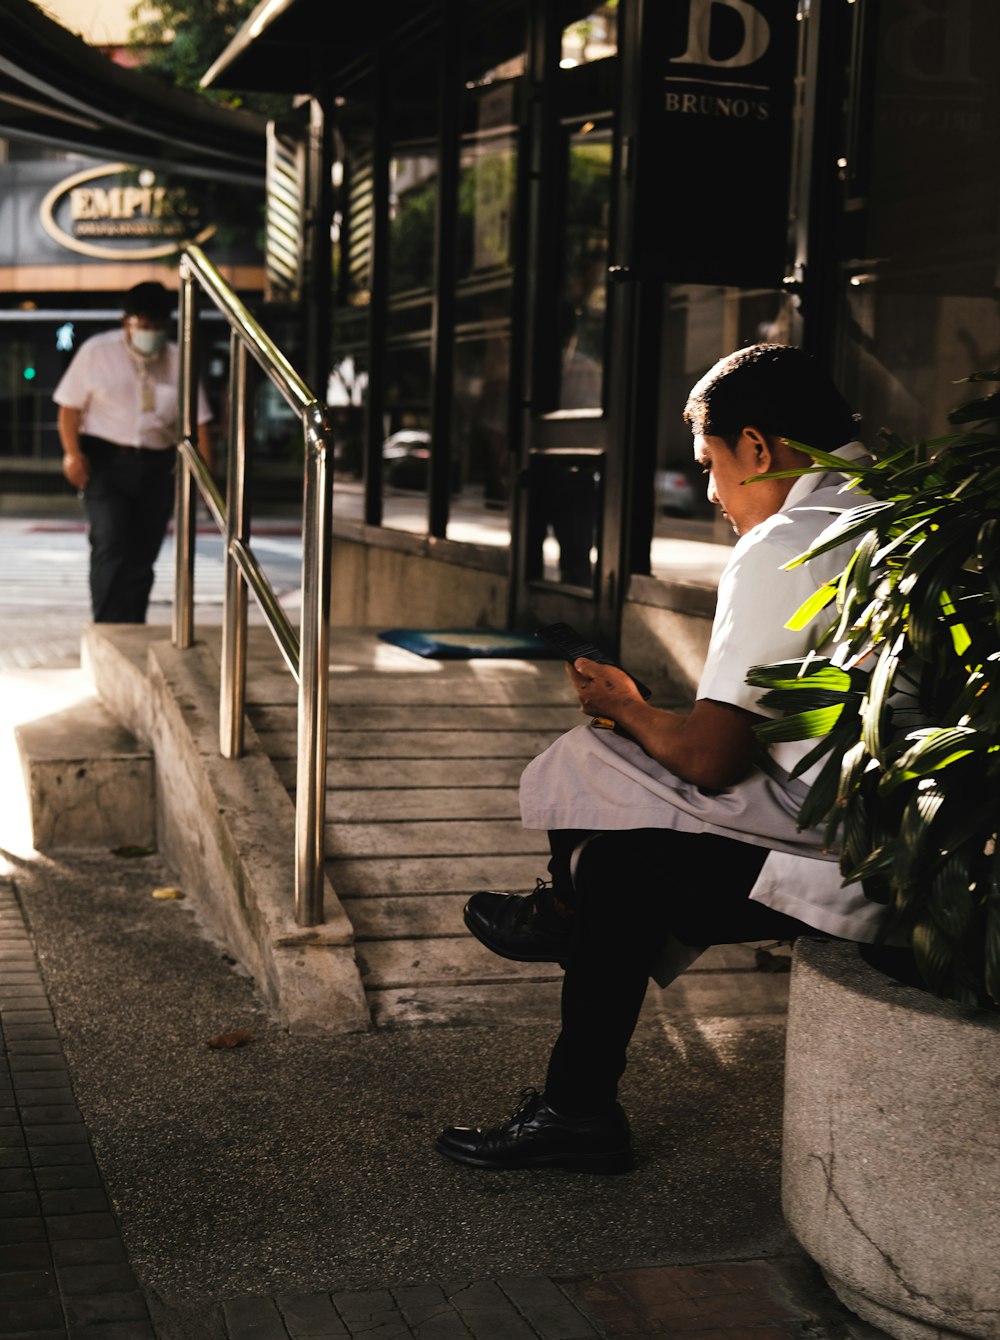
<box><xmin>741</xmin><ymin>426</ymin><xmax>774</xmax><ymax>474</ymax></box>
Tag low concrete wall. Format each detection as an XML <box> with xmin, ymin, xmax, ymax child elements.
<box><xmin>82</xmin><ymin>626</ymin><xmax>370</xmax><ymax>1036</ymax></box>
<box><xmin>783</xmin><ymin>938</ymin><xmax>1000</xmax><ymax>1340</ymax></box>
<box><xmin>621</xmin><ymin>580</ymin><xmax>715</xmax><ymax>703</ymax></box>
<box><xmin>331</xmin><ymin>530</ymin><xmax>508</xmax><ymax>629</ymax></box>
<box><xmin>328</xmin><ymin>527</ymin><xmax>716</xmax><ymax>703</ymax></box>
<box><xmin>16</xmin><ymin>697</ymin><xmax>154</xmax><ymax>851</ymax></box>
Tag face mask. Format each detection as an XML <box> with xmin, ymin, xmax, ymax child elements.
<box><xmin>128</xmin><ymin>327</ymin><xmax>168</xmax><ymax>356</ymax></box>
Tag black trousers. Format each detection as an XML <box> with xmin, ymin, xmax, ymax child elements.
<box><xmin>541</xmin><ymin>828</ymin><xmax>822</xmax><ymax>1114</ymax></box>
<box><xmin>81</xmin><ymin>436</ymin><xmax>176</xmax><ymax>623</ymax></box>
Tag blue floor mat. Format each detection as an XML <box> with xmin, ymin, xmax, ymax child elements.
<box><xmin>377</xmin><ymin>628</ymin><xmax>561</xmax><ymax>660</ymax></box>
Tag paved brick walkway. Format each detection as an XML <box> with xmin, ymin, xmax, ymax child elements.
<box><xmin>1</xmin><ymin>881</ymin><xmax>881</xmax><ymax>1340</ymax></box>
<box><xmin>0</xmin><ymin>880</ymin><xmax>155</xmax><ymax>1340</ymax></box>
<box><xmin>204</xmin><ymin>1259</ymin><xmax>852</xmax><ymax>1338</ymax></box>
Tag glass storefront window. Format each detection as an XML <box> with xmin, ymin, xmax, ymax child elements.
<box><xmin>381</xmin><ymin>341</ymin><xmax>432</xmax><ymax>533</ymax></box>
<box><xmin>561</xmin><ymin>4</ymin><xmax>619</xmax><ymax>68</ymax></box>
<box><xmin>556</xmin><ymin>117</ymin><xmax>612</xmax><ymax>412</ymax></box>
<box><xmin>649</xmin><ymin>284</ymin><xmax>798</xmax><ymax>579</ymax></box>
<box><xmin>835</xmin><ymin>0</ymin><xmax>1000</xmax><ymax>447</ymax></box>
<box><xmin>447</xmin><ymin>332</ymin><xmax>513</xmax><ymax>544</ymax></box>
<box><xmin>387</xmin><ymin>150</ymin><xmax>438</xmax><ymax>299</ymax></box>
<box><xmin>443</xmin><ymin>12</ymin><xmax>525</xmax><ymax>548</ymax></box>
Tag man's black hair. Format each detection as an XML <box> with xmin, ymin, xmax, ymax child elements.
<box><xmin>122</xmin><ymin>281</ymin><xmax>173</xmax><ymax>322</ymax></box>
<box><xmin>683</xmin><ymin>343</ymin><xmax>860</xmax><ymax>453</ymax></box>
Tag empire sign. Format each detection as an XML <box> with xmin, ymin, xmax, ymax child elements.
<box><xmin>40</xmin><ymin>162</ymin><xmax>215</xmax><ymax>261</ymax></box>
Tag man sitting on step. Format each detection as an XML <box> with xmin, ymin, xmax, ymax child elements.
<box><xmin>435</xmin><ymin>343</ymin><xmax>882</xmax><ymax>1174</ymax></box>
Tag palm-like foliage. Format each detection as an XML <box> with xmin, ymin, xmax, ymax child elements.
<box><xmin>746</xmin><ymin>373</ymin><xmax>1000</xmax><ymax>1007</ymax></box>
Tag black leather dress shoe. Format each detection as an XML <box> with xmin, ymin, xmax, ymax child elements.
<box><xmin>435</xmin><ymin>1089</ymin><xmax>632</xmax><ymax>1173</ymax></box>
<box><xmin>463</xmin><ymin>887</ymin><xmax>573</xmax><ymax>963</ymax></box>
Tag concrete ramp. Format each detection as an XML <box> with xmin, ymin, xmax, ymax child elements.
<box><xmin>81</xmin><ymin>624</ymin><xmax>368</xmax><ymax>1036</ymax></box>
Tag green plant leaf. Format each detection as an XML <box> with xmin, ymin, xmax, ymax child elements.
<box><xmin>948</xmin><ymin>394</ymin><xmax>1000</xmax><ymax>425</ymax></box>
<box><xmin>784</xmin><ymin>582</ymin><xmax>839</xmax><ymax>632</ymax></box>
<box><xmin>783</xmin><ymin>502</ymin><xmax>895</xmax><ymax>569</ymax></box>
<box><xmin>877</xmin><ymin>726</ymin><xmax>979</xmax><ymax>792</ymax></box>
<box><xmin>754</xmin><ymin>706</ymin><xmax>844</xmax><ymax>743</ymax></box>
<box><xmin>748</xmin><ymin>366</ymin><xmax>1000</xmax><ymax>1006</ymax></box>
<box><xmin>861</xmin><ymin>637</ymin><xmax>904</xmax><ymax>760</ymax></box>
<box><xmin>746</xmin><ymin>659</ymin><xmax>852</xmax><ymax>693</ymax></box>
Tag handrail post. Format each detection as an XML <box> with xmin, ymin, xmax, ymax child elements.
<box><xmin>174</xmin><ymin>244</ymin><xmax>333</xmax><ymax>928</ymax></box>
<box><xmin>173</xmin><ymin>258</ymin><xmax>198</xmax><ymax>649</ymax></box>
<box><xmin>294</xmin><ymin>406</ymin><xmax>334</xmax><ymax>926</ymax></box>
<box><xmin>220</xmin><ymin>334</ymin><xmax>249</xmax><ymax>759</ymax></box>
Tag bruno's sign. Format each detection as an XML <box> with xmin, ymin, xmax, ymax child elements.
<box><xmin>636</xmin><ymin>0</ymin><xmax>799</xmax><ymax>288</ymax></box>
<box><xmin>40</xmin><ymin>162</ymin><xmax>216</xmax><ymax>261</ymax></box>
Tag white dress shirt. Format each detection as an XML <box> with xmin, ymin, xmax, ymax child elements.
<box><xmin>54</xmin><ymin>328</ymin><xmax>211</xmax><ymax>450</ymax></box>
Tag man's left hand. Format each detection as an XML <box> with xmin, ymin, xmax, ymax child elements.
<box><xmin>567</xmin><ymin>657</ymin><xmax>644</xmax><ymax>719</ymax></box>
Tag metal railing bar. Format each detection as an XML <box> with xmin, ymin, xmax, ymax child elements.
<box><xmin>228</xmin><ymin>537</ymin><xmax>301</xmax><ymax>680</ymax></box>
<box><xmin>295</xmin><ymin>407</ymin><xmax>334</xmax><ymax>926</ymax></box>
<box><xmin>220</xmin><ymin>333</ymin><xmax>249</xmax><ymax>760</ymax></box>
<box><xmin>180</xmin><ymin>245</ymin><xmax>314</xmax><ymax>417</ymax></box>
<box><xmin>177</xmin><ymin>437</ymin><xmax>227</xmax><ymax>532</ymax></box>
<box><xmin>175</xmin><ymin>245</ymin><xmax>333</xmax><ymax>927</ymax></box>
<box><xmin>173</xmin><ymin>275</ymin><xmax>198</xmax><ymax>650</ymax></box>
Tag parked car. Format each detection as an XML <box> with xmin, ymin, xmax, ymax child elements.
<box><xmin>382</xmin><ymin>429</ymin><xmax>432</xmax><ymax>490</ymax></box>
<box><xmin>654</xmin><ymin>466</ymin><xmax>697</xmax><ymax>517</ymax></box>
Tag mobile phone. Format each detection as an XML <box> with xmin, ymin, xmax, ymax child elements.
<box><xmin>534</xmin><ymin>622</ymin><xmax>652</xmax><ymax>700</ymax></box>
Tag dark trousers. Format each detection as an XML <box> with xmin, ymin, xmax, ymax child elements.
<box><xmin>81</xmin><ymin>436</ymin><xmax>176</xmax><ymax>623</ymax></box>
<box><xmin>542</xmin><ymin>828</ymin><xmax>822</xmax><ymax>1114</ymax></box>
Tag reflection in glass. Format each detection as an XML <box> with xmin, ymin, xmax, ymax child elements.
<box><xmin>561</xmin><ymin>5</ymin><xmax>619</xmax><ymax>68</ymax></box>
<box><xmin>381</xmin><ymin>343</ymin><xmax>432</xmax><ymax>531</ymax></box>
<box><xmin>835</xmin><ymin>1</ymin><xmax>1000</xmax><ymax>449</ymax></box>
<box><xmin>526</xmin><ymin>452</ymin><xmax>602</xmax><ymax>590</ymax></box>
<box><xmin>557</xmin><ymin>121</ymin><xmax>612</xmax><ymax>411</ymax></box>
<box><xmin>444</xmin><ymin>61</ymin><xmax>521</xmax><ymax>546</ymax></box>
<box><xmin>388</xmin><ymin>151</ymin><xmax>438</xmax><ymax>297</ymax></box>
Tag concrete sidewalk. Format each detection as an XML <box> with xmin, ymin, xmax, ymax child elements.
<box><xmin>0</xmin><ymin>852</ymin><xmax>886</xmax><ymax>1340</ymax></box>
<box><xmin>0</xmin><ymin>511</ymin><xmax>886</xmax><ymax>1339</ymax></box>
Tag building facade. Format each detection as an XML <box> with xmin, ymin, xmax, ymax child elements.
<box><xmin>0</xmin><ymin>0</ymin><xmax>268</xmax><ymax>492</ymax></box>
<box><xmin>76</xmin><ymin>1</ymin><xmax>1000</xmax><ymax>689</ymax></box>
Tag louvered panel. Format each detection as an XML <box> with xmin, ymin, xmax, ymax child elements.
<box><xmin>265</xmin><ymin>121</ymin><xmax>306</xmax><ymax>302</ymax></box>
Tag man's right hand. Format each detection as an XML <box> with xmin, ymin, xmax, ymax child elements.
<box><xmin>62</xmin><ymin>451</ymin><xmax>90</xmax><ymax>490</ymax></box>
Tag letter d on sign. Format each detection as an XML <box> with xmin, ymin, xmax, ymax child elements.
<box><xmin>672</xmin><ymin>0</ymin><xmax>771</xmax><ymax>69</ymax></box>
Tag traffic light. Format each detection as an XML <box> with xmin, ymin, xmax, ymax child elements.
<box><xmin>23</xmin><ymin>363</ymin><xmax>36</xmax><ymax>381</ymax></box>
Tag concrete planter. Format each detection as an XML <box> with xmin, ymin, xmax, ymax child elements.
<box><xmin>782</xmin><ymin>938</ymin><xmax>1000</xmax><ymax>1340</ymax></box>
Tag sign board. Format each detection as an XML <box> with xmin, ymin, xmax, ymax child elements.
<box><xmin>0</xmin><ymin>157</ymin><xmax>262</xmax><ymax>270</ymax></box>
<box><xmin>636</xmin><ymin>0</ymin><xmax>799</xmax><ymax>289</ymax></box>
<box><xmin>40</xmin><ymin>161</ymin><xmax>216</xmax><ymax>261</ymax></box>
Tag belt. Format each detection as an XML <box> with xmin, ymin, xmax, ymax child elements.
<box><xmin>82</xmin><ymin>436</ymin><xmax>174</xmax><ymax>454</ymax></box>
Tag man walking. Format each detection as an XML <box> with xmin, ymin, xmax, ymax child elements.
<box><xmin>55</xmin><ymin>280</ymin><xmax>212</xmax><ymax>623</ymax></box>
<box><xmin>436</xmin><ymin>344</ymin><xmax>881</xmax><ymax>1173</ymax></box>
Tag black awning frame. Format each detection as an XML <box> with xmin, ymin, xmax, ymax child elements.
<box><xmin>1</xmin><ymin>0</ymin><xmax>266</xmax><ymax>185</ymax></box>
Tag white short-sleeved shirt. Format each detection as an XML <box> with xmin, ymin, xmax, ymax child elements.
<box><xmin>519</xmin><ymin>443</ymin><xmax>885</xmax><ymax>942</ymax></box>
<box><xmin>54</xmin><ymin>328</ymin><xmax>211</xmax><ymax>450</ymax></box>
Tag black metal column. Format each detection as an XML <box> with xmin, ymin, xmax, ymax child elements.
<box><xmin>428</xmin><ymin>0</ymin><xmax>462</xmax><ymax>539</ymax></box>
<box><xmin>364</xmin><ymin>44</ymin><xmax>391</xmax><ymax>528</ymax></box>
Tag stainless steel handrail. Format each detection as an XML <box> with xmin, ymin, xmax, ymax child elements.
<box><xmin>173</xmin><ymin>243</ymin><xmax>333</xmax><ymax>927</ymax></box>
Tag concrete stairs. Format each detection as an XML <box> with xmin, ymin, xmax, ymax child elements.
<box><xmin>246</xmin><ymin>646</ymin><xmax>579</xmax><ymax>1028</ymax></box>
<box><xmin>38</xmin><ymin>623</ymin><xmax>792</xmax><ymax>1033</ymax></box>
